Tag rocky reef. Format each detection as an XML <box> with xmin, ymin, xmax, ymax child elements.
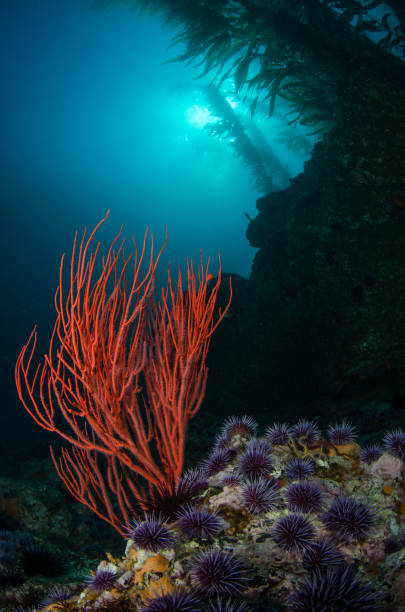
<box><xmin>7</xmin><ymin>417</ymin><xmax>403</xmax><ymax>612</ymax></box>
<box><xmin>206</xmin><ymin>63</ymin><xmax>405</xmax><ymax>437</ymax></box>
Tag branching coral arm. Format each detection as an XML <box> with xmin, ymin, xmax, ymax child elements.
<box><xmin>145</xmin><ymin>254</ymin><xmax>232</xmax><ymax>480</ymax></box>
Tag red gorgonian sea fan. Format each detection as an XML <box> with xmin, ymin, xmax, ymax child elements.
<box><xmin>15</xmin><ymin>211</ymin><xmax>231</xmax><ymax>535</ymax></box>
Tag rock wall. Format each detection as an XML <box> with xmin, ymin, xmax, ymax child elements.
<box><xmin>205</xmin><ymin>67</ymin><xmax>405</xmax><ymax>437</ymax></box>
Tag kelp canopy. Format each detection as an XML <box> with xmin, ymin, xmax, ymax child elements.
<box><xmin>94</xmin><ymin>0</ymin><xmax>405</xmax><ymax>132</ymax></box>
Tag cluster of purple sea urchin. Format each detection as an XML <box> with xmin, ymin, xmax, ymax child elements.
<box><xmin>200</xmin><ymin>417</ymin><xmax>259</xmax><ymax>478</ymax></box>
<box><xmin>198</xmin><ymin>416</ymin><xmax>382</xmax><ymax>557</ymax></box>
<box><xmin>201</xmin><ymin>416</ymin><xmax>386</xmax><ymax>608</ymax></box>
<box><xmin>80</xmin><ymin>416</ymin><xmax>405</xmax><ymax>612</ymax></box>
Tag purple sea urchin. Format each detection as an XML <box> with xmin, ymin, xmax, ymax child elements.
<box><xmin>241</xmin><ymin>478</ymin><xmax>281</xmax><ymax>515</ymax></box>
<box><xmin>302</xmin><ymin>537</ymin><xmax>345</xmax><ymax>572</ymax></box>
<box><xmin>222</xmin><ymin>415</ymin><xmax>257</xmax><ymax>441</ymax></box>
<box><xmin>238</xmin><ymin>440</ymin><xmax>272</xmax><ymax>480</ymax></box>
<box><xmin>383</xmin><ymin>428</ymin><xmax>405</xmax><ymax>459</ymax></box>
<box><xmin>142</xmin><ymin>587</ymin><xmax>202</xmax><ymax>612</ymax></box>
<box><xmin>140</xmin><ymin>471</ymin><xmax>207</xmax><ymax>519</ymax></box>
<box><xmin>266</xmin><ymin>422</ymin><xmax>292</xmax><ymax>446</ymax></box>
<box><xmin>291</xmin><ymin>420</ymin><xmax>321</xmax><ymax>448</ymax></box>
<box><xmin>208</xmin><ymin>598</ymin><xmax>252</xmax><ymax>612</ymax></box>
<box><xmin>286</xmin><ymin>481</ymin><xmax>324</xmax><ymax>513</ymax></box>
<box><xmin>40</xmin><ymin>587</ymin><xmax>72</xmax><ymax>609</ymax></box>
<box><xmin>285</xmin><ymin>457</ymin><xmax>315</xmax><ymax>480</ymax></box>
<box><xmin>328</xmin><ymin>421</ymin><xmax>357</xmax><ymax>445</ymax></box>
<box><xmin>360</xmin><ymin>445</ymin><xmax>383</xmax><ymax>464</ymax></box>
<box><xmin>177</xmin><ymin>505</ymin><xmax>221</xmax><ymax>540</ymax></box>
<box><xmin>203</xmin><ymin>449</ymin><xmax>235</xmax><ymax>477</ymax></box>
<box><xmin>86</xmin><ymin>568</ymin><xmax>117</xmax><ymax>593</ymax></box>
<box><xmin>180</xmin><ymin>469</ymin><xmax>208</xmax><ymax>496</ymax></box>
<box><xmin>213</xmin><ymin>435</ymin><xmax>232</xmax><ymax>452</ymax></box>
<box><xmin>272</xmin><ymin>513</ymin><xmax>315</xmax><ymax>552</ymax></box>
<box><xmin>129</xmin><ymin>515</ymin><xmax>175</xmax><ymax>552</ymax></box>
<box><xmin>190</xmin><ymin>549</ymin><xmax>248</xmax><ymax>596</ymax></box>
<box><xmin>288</xmin><ymin>565</ymin><xmax>377</xmax><ymax>611</ymax></box>
<box><xmin>322</xmin><ymin>496</ymin><xmax>374</xmax><ymax>542</ymax></box>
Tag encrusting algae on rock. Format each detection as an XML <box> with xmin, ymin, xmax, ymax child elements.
<box><xmin>29</xmin><ymin>418</ymin><xmax>405</xmax><ymax>611</ymax></box>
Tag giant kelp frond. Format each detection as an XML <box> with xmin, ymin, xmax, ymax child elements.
<box><xmin>202</xmin><ymin>84</ymin><xmax>287</xmax><ymax>193</ymax></box>
<box><xmin>94</xmin><ymin>0</ymin><xmax>405</xmax><ymax>131</ymax></box>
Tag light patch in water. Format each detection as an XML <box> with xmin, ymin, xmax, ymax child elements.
<box><xmin>185</xmin><ymin>104</ymin><xmax>217</xmax><ymax>128</ymax></box>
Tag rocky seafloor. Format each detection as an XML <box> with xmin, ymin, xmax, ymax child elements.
<box><xmin>1</xmin><ymin>417</ymin><xmax>405</xmax><ymax>611</ymax></box>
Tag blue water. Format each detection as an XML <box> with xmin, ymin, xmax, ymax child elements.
<box><xmin>2</xmin><ymin>0</ymin><xmax>258</xmax><ymax>280</ymax></box>
<box><xmin>0</xmin><ymin>0</ymin><xmax>313</xmax><ymax>456</ymax></box>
